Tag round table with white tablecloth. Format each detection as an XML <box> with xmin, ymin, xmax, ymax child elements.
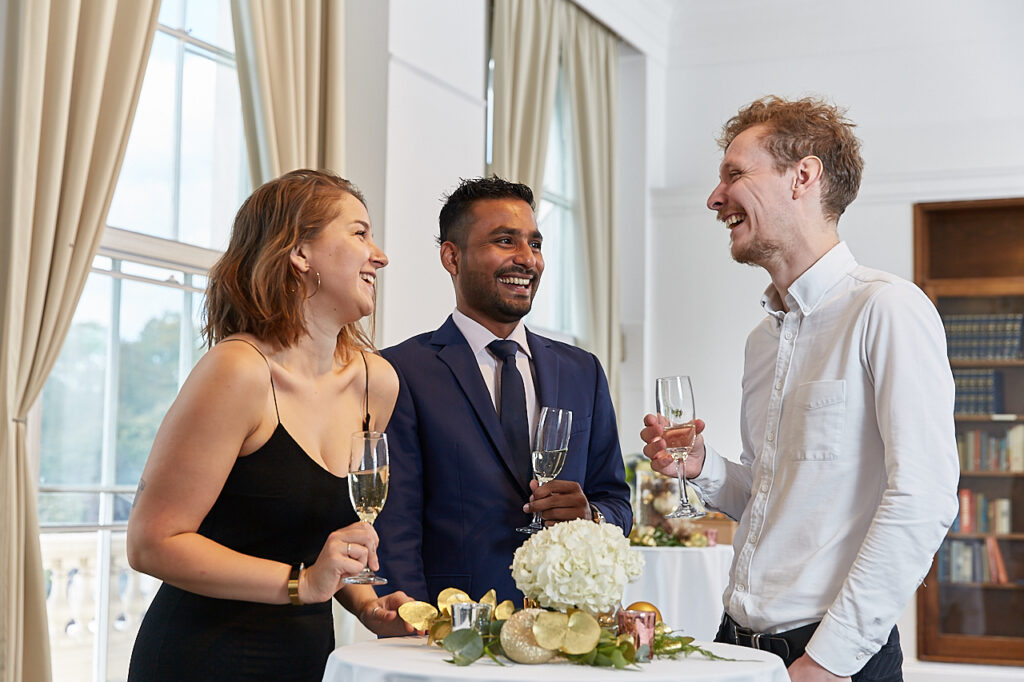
<box><xmin>322</xmin><ymin>635</ymin><xmax>787</xmax><ymax>682</ymax></box>
<box><xmin>622</xmin><ymin>545</ymin><xmax>734</xmax><ymax>641</ymax></box>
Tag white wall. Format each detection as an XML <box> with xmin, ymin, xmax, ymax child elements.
<box><xmin>347</xmin><ymin>0</ymin><xmax>488</xmax><ymax>348</ymax></box>
<box><xmin>655</xmin><ymin>1</ymin><xmax>1024</xmax><ymax>679</ymax></box>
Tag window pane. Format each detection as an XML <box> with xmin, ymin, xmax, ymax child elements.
<box><xmin>42</xmin><ymin>531</ymin><xmax>161</xmax><ymax>682</ymax></box>
<box><xmin>544</xmin><ymin>107</ymin><xmax>566</xmax><ymax>196</ymax></box>
<box><xmin>107</xmin><ymin>532</ymin><xmax>160</xmax><ymax>680</ymax></box>
<box><xmin>185</xmin><ymin>0</ymin><xmax>235</xmax><ymax>52</ymax></box>
<box><xmin>158</xmin><ymin>0</ymin><xmax>184</xmax><ymax>27</ymax></box>
<box><xmin>40</xmin><ymin>276</ymin><xmax>111</xmax><ymax>489</ymax></box>
<box><xmin>107</xmin><ymin>32</ymin><xmax>177</xmax><ymax>239</ymax></box>
<box><xmin>38</xmin><ymin>493</ymin><xmax>101</xmax><ymax>526</ymax></box>
<box><xmin>179</xmin><ymin>51</ymin><xmax>249</xmax><ymax>251</ymax></box>
<box><xmin>42</xmin><ymin>533</ymin><xmax>98</xmax><ymax>681</ymax></box>
<box><xmin>529</xmin><ymin>200</ymin><xmax>566</xmax><ymax>332</ymax></box>
<box><xmin>115</xmin><ymin>281</ymin><xmax>186</xmax><ymax>486</ymax></box>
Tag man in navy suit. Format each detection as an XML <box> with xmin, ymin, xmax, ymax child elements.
<box><xmin>374</xmin><ymin>177</ymin><xmax>631</xmax><ymax>605</ymax></box>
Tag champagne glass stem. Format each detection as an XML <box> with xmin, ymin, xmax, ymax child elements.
<box><xmin>677</xmin><ymin>455</ymin><xmax>692</xmax><ymax>513</ymax></box>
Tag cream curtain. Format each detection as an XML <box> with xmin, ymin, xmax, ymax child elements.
<box><xmin>488</xmin><ymin>0</ymin><xmax>563</xmax><ymax>196</ymax></box>
<box><xmin>231</xmin><ymin>0</ymin><xmax>346</xmax><ymax>185</ymax></box>
<box><xmin>0</xmin><ymin>1</ymin><xmax>160</xmax><ymax>681</ymax></box>
<box><xmin>490</xmin><ymin>0</ymin><xmax>621</xmax><ymax>398</ymax></box>
<box><xmin>562</xmin><ymin>3</ymin><xmax>620</xmax><ymax>398</ymax></box>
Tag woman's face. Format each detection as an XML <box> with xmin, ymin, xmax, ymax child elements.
<box><xmin>301</xmin><ymin>192</ymin><xmax>388</xmax><ymax>325</ymax></box>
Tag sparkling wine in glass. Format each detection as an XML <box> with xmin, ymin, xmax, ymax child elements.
<box><xmin>656</xmin><ymin>376</ymin><xmax>705</xmax><ymax>519</ymax></box>
<box><xmin>517</xmin><ymin>406</ymin><xmax>573</xmax><ymax>534</ymax></box>
<box><xmin>344</xmin><ymin>431</ymin><xmax>389</xmax><ymax>585</ymax></box>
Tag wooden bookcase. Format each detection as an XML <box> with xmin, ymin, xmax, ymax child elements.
<box><xmin>914</xmin><ymin>197</ymin><xmax>1024</xmax><ymax>666</ymax></box>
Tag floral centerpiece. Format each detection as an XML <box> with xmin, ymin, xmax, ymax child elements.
<box><xmin>511</xmin><ymin>518</ymin><xmax>644</xmax><ymax>615</ymax></box>
<box><xmin>397</xmin><ymin>519</ymin><xmax>734</xmax><ymax>668</ymax></box>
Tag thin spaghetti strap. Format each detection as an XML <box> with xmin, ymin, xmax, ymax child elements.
<box><xmin>220</xmin><ymin>338</ymin><xmax>281</xmax><ymax>424</ymax></box>
<box><xmin>360</xmin><ymin>350</ymin><xmax>371</xmax><ymax>431</ymax></box>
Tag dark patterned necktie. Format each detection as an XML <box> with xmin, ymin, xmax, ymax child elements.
<box><xmin>487</xmin><ymin>339</ymin><xmax>532</xmax><ymax>483</ymax></box>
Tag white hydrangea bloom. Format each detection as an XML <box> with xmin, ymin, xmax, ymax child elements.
<box><xmin>510</xmin><ymin>519</ymin><xmax>645</xmax><ymax>614</ymax></box>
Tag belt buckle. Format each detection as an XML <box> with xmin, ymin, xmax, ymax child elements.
<box><xmin>751</xmin><ymin>632</ymin><xmax>763</xmax><ymax>650</ymax></box>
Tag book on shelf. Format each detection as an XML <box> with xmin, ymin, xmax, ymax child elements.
<box><xmin>952</xmin><ymin>368</ymin><xmax>1004</xmax><ymax>415</ymax></box>
<box><xmin>955</xmin><ymin>424</ymin><xmax>1024</xmax><ymax>472</ymax></box>
<box><xmin>943</xmin><ymin>312</ymin><xmax>1024</xmax><ymax>361</ymax></box>
<box><xmin>1011</xmin><ymin>424</ymin><xmax>1024</xmax><ymax>472</ymax></box>
<box><xmin>944</xmin><ymin>537</ymin><xmax>1010</xmax><ymax>584</ymax></box>
<box><xmin>985</xmin><ymin>536</ymin><xmax>1009</xmax><ymax>584</ymax></box>
<box><xmin>957</xmin><ymin>488</ymin><xmax>973</xmax><ymax>533</ymax></box>
<box><xmin>993</xmin><ymin>498</ymin><xmax>1012</xmax><ymax>535</ymax></box>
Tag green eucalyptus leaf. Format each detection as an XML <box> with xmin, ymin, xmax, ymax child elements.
<box><xmin>594</xmin><ymin>652</ymin><xmax>613</xmax><ymax>667</ymax></box>
<box><xmin>609</xmin><ymin>648</ymin><xmax>628</xmax><ymax>669</ymax></box>
<box><xmin>442</xmin><ymin>628</ymin><xmax>483</xmax><ymax>665</ymax></box>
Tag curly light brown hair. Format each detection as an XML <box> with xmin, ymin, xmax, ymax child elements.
<box><xmin>718</xmin><ymin>96</ymin><xmax>864</xmax><ymax>222</ymax></box>
<box><xmin>202</xmin><ymin>169</ymin><xmax>374</xmax><ymax>357</ymax></box>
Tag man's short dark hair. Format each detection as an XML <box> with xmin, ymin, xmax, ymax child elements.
<box><xmin>438</xmin><ymin>176</ymin><xmax>535</xmax><ymax>248</ymax></box>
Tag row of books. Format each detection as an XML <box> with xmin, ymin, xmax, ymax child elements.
<box><xmin>956</xmin><ymin>424</ymin><xmax>1024</xmax><ymax>472</ymax></box>
<box><xmin>953</xmin><ymin>489</ymin><xmax>1013</xmax><ymax>535</ymax></box>
<box><xmin>943</xmin><ymin>313</ymin><xmax>1024</xmax><ymax>361</ymax></box>
<box><xmin>952</xmin><ymin>369</ymin><xmax>1004</xmax><ymax>415</ymax></box>
<box><xmin>938</xmin><ymin>537</ymin><xmax>1012</xmax><ymax>585</ymax></box>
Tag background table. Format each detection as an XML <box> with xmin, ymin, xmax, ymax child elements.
<box><xmin>323</xmin><ymin>636</ymin><xmax>787</xmax><ymax>682</ymax></box>
<box><xmin>622</xmin><ymin>545</ymin><xmax>733</xmax><ymax>641</ymax></box>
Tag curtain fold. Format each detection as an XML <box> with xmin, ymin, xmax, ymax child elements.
<box><xmin>490</xmin><ymin>0</ymin><xmax>621</xmax><ymax>401</ymax></box>
<box><xmin>562</xmin><ymin>2</ymin><xmax>620</xmax><ymax>399</ymax></box>
<box><xmin>0</xmin><ymin>1</ymin><xmax>161</xmax><ymax>680</ymax></box>
<box><xmin>231</xmin><ymin>0</ymin><xmax>346</xmax><ymax>186</ymax></box>
<box><xmin>488</xmin><ymin>0</ymin><xmax>563</xmax><ymax>198</ymax></box>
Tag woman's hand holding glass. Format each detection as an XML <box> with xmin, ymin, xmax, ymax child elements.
<box><xmin>295</xmin><ymin>522</ymin><xmax>380</xmax><ymax>604</ymax></box>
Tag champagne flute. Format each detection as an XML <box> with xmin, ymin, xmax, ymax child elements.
<box><xmin>655</xmin><ymin>376</ymin><xmax>705</xmax><ymax>519</ymax></box>
<box><xmin>516</xmin><ymin>406</ymin><xmax>573</xmax><ymax>534</ymax></box>
<box><xmin>344</xmin><ymin>431</ymin><xmax>389</xmax><ymax>585</ymax></box>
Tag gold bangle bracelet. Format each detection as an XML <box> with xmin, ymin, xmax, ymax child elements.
<box><xmin>288</xmin><ymin>563</ymin><xmax>304</xmax><ymax>606</ymax></box>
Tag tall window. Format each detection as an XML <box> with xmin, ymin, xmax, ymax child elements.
<box><xmin>527</xmin><ymin>71</ymin><xmax>583</xmax><ymax>342</ymax></box>
<box><xmin>35</xmin><ymin>1</ymin><xmax>248</xmax><ymax>679</ymax></box>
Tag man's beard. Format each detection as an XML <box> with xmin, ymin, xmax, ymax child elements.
<box><xmin>463</xmin><ymin>269</ymin><xmax>536</xmax><ymax>322</ymax></box>
<box><xmin>731</xmin><ymin>235</ymin><xmax>782</xmax><ymax>267</ymax></box>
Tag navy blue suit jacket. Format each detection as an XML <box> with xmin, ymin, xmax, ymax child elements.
<box><xmin>374</xmin><ymin>316</ymin><xmax>632</xmax><ymax>604</ymax></box>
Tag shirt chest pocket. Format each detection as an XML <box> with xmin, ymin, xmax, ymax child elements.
<box><xmin>789</xmin><ymin>380</ymin><xmax>846</xmax><ymax>461</ymax></box>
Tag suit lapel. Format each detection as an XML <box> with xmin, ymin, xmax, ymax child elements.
<box><xmin>528</xmin><ymin>330</ymin><xmax>558</xmax><ymax>410</ymax></box>
<box><xmin>433</xmin><ymin>317</ymin><xmax>531</xmax><ymax>496</ymax></box>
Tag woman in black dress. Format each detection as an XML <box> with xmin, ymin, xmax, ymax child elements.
<box><xmin>127</xmin><ymin>169</ymin><xmax>415</xmax><ymax>680</ymax></box>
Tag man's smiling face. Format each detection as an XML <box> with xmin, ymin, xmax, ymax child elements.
<box><xmin>707</xmin><ymin>124</ymin><xmax>798</xmax><ymax>268</ymax></box>
<box><xmin>446</xmin><ymin>197</ymin><xmax>544</xmax><ymax>336</ymax></box>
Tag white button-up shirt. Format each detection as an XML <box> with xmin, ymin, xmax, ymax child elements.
<box><xmin>693</xmin><ymin>242</ymin><xmax>959</xmax><ymax>676</ymax></box>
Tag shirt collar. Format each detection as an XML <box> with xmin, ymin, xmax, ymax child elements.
<box><xmin>451</xmin><ymin>308</ymin><xmax>532</xmax><ymax>359</ymax></box>
<box><xmin>761</xmin><ymin>242</ymin><xmax>857</xmax><ymax>318</ymax></box>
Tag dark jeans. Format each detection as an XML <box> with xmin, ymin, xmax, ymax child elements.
<box><xmin>715</xmin><ymin>613</ymin><xmax>903</xmax><ymax>681</ymax></box>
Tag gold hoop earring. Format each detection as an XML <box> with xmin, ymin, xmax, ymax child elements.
<box><xmin>307</xmin><ymin>271</ymin><xmax>320</xmax><ymax>299</ymax></box>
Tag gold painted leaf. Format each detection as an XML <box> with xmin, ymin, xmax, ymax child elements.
<box><xmin>478</xmin><ymin>589</ymin><xmax>497</xmax><ymax>607</ymax></box>
<box><xmin>397</xmin><ymin>601</ymin><xmax>438</xmax><ymax>631</ymax></box>
<box><xmin>437</xmin><ymin>588</ymin><xmax>473</xmax><ymax>616</ymax></box>
<box><xmin>532</xmin><ymin>611</ymin><xmax>568</xmax><ymax>650</ymax></box>
<box><xmin>428</xmin><ymin>619</ymin><xmax>452</xmax><ymax>646</ymax></box>
<box><xmin>493</xmin><ymin>599</ymin><xmax>515</xmax><ymax>621</ymax></box>
<box><xmin>562</xmin><ymin>610</ymin><xmax>602</xmax><ymax>655</ymax></box>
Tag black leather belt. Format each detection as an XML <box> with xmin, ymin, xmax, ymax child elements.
<box><xmin>721</xmin><ymin>613</ymin><xmax>819</xmax><ymax>664</ymax></box>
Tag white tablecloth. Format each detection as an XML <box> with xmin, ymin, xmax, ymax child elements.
<box><xmin>622</xmin><ymin>545</ymin><xmax>734</xmax><ymax>641</ymax></box>
<box><xmin>323</xmin><ymin>636</ymin><xmax>788</xmax><ymax>682</ymax></box>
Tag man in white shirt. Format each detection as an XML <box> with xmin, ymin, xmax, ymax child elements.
<box><xmin>641</xmin><ymin>96</ymin><xmax>959</xmax><ymax>681</ymax></box>
<box><xmin>375</xmin><ymin>176</ymin><xmax>631</xmax><ymax>605</ymax></box>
